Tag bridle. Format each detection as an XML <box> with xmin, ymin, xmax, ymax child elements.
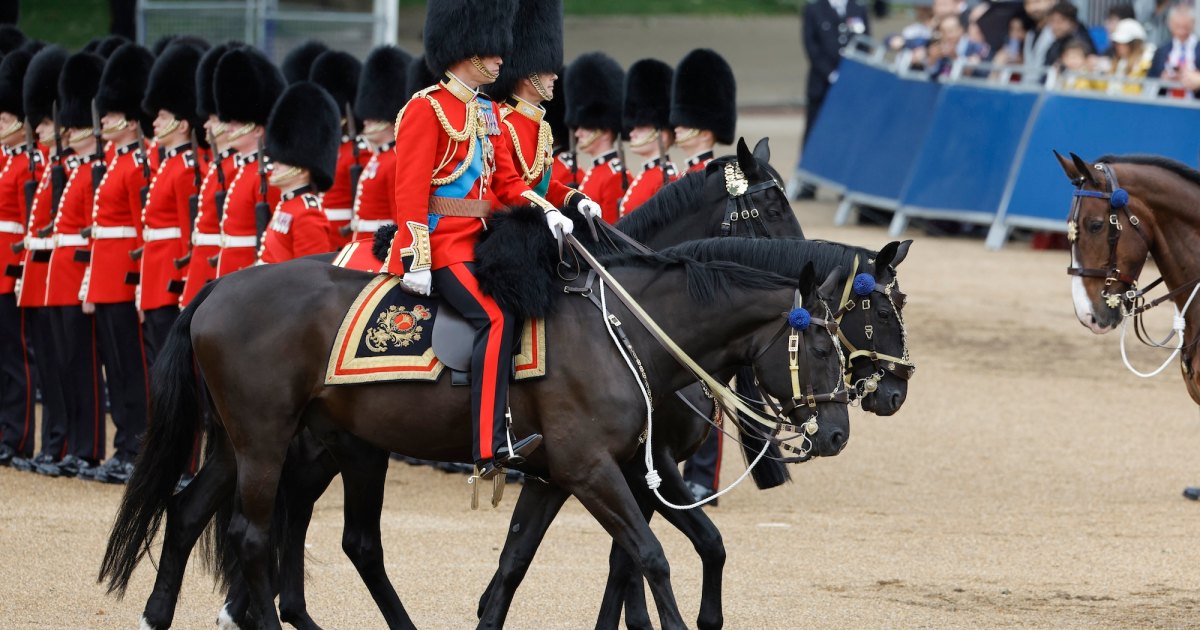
<box><xmin>828</xmin><ymin>256</ymin><xmax>915</xmax><ymax>398</ymax></box>
<box><xmin>1066</xmin><ymin>162</ymin><xmax>1151</xmax><ymax>312</ymax></box>
<box><xmin>719</xmin><ymin>161</ymin><xmax>787</xmax><ymax>238</ymax></box>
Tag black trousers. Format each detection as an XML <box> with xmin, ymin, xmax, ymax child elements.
<box><xmin>94</xmin><ymin>302</ymin><xmax>148</xmax><ymax>461</ymax></box>
<box><xmin>0</xmin><ymin>294</ymin><xmax>32</xmax><ymax>455</ymax></box>
<box><xmin>142</xmin><ymin>306</ymin><xmax>178</xmax><ymax>366</ymax></box>
<box><xmin>30</xmin><ymin>308</ymin><xmax>68</xmax><ymax>459</ymax></box>
<box><xmin>48</xmin><ymin>306</ymin><xmax>104</xmax><ymax>461</ymax></box>
<box><xmin>432</xmin><ymin>262</ymin><xmax>517</xmax><ymax>463</ymax></box>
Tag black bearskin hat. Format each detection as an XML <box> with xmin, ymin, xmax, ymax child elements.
<box><xmin>485</xmin><ymin>0</ymin><xmax>563</xmax><ymax>103</ymax></box>
<box><xmin>214</xmin><ymin>47</ymin><xmax>285</xmax><ymax>126</ymax></box>
<box><xmin>406</xmin><ymin>55</ymin><xmax>438</xmax><ymax>97</ymax></box>
<box><xmin>423</xmin><ymin>0</ymin><xmax>518</xmax><ymax>77</ymax></box>
<box><xmin>281</xmin><ymin>40</ymin><xmax>327</xmax><ymax>85</ymax></box>
<box><xmin>94</xmin><ymin>35</ymin><xmax>131</xmax><ymax>59</ymax></box>
<box><xmin>0</xmin><ymin>25</ymin><xmax>26</xmax><ymax>55</ymax></box>
<box><xmin>151</xmin><ymin>35</ymin><xmax>211</xmax><ymax>57</ymax></box>
<box><xmin>544</xmin><ymin>66</ymin><xmax>567</xmax><ymax>150</ymax></box>
<box><xmin>196</xmin><ymin>42</ymin><xmax>239</xmax><ymax>120</ymax></box>
<box><xmin>23</xmin><ymin>46</ymin><xmax>67</xmax><ymax>126</ymax></box>
<box><xmin>143</xmin><ymin>43</ymin><xmax>203</xmax><ymax>131</ymax></box>
<box><xmin>0</xmin><ymin>49</ymin><xmax>33</xmax><ymax>118</ymax></box>
<box><xmin>266</xmin><ymin>81</ymin><xmax>340</xmax><ymax>192</ymax></box>
<box><xmin>564</xmin><ymin>52</ymin><xmax>622</xmax><ymax>133</ymax></box>
<box><xmin>670</xmin><ymin>49</ymin><xmax>736</xmax><ymax>145</ymax></box>
<box><xmin>308</xmin><ymin>50</ymin><xmax>360</xmax><ymax>114</ymax></box>
<box><xmin>96</xmin><ymin>43</ymin><xmax>154</xmax><ymax>125</ymax></box>
<box><xmin>622</xmin><ymin>58</ymin><xmax>673</xmax><ymax>133</ymax></box>
<box><xmin>356</xmin><ymin>46</ymin><xmax>412</xmax><ymax>122</ymax></box>
<box><xmin>58</xmin><ymin>52</ymin><xmax>104</xmax><ymax>129</ymax></box>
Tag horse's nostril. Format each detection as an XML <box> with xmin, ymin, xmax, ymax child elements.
<box><xmin>890</xmin><ymin>392</ymin><xmax>902</xmax><ymax>410</ymax></box>
<box><xmin>828</xmin><ymin>430</ymin><xmax>846</xmax><ymax>452</ymax></box>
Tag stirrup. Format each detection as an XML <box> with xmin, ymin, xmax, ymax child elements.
<box><xmin>495</xmin><ymin>433</ymin><xmax>542</xmax><ymax>466</ymax></box>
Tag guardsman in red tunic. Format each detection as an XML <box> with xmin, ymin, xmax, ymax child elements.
<box><xmin>138</xmin><ymin>43</ymin><xmax>205</xmax><ymax>357</ymax></box>
<box><xmin>258</xmin><ymin>82</ymin><xmax>337</xmax><ymax>264</ymax></box>
<box><xmin>487</xmin><ymin>0</ymin><xmax>601</xmax><ymax>219</ymax></box>
<box><xmin>671</xmin><ymin>48</ymin><xmax>737</xmax><ymax>176</ymax></box>
<box><xmin>565</xmin><ymin>52</ymin><xmax>625</xmax><ymax>224</ymax></box>
<box><xmin>387</xmin><ymin>0</ymin><xmax>591</xmax><ymax>479</ymax></box>
<box><xmin>309</xmin><ymin>50</ymin><xmax>370</xmax><ymax>249</ymax></box>
<box><xmin>542</xmin><ymin>68</ymin><xmax>579</xmax><ymax>189</ymax></box>
<box><xmin>347</xmin><ymin>46</ymin><xmax>411</xmax><ymax>242</ymax></box>
<box><xmin>180</xmin><ymin>42</ymin><xmax>239</xmax><ymax>306</ymax></box>
<box><xmin>0</xmin><ymin>48</ymin><xmax>42</xmax><ymax>468</ymax></box>
<box><xmin>81</xmin><ymin>43</ymin><xmax>155</xmax><ymax>484</ymax></box>
<box><xmin>617</xmin><ymin>59</ymin><xmax>678</xmax><ymax>218</ymax></box>
<box><xmin>34</xmin><ymin>51</ymin><xmax>106</xmax><ymax>478</ymax></box>
<box><xmin>212</xmin><ymin>48</ymin><xmax>284</xmax><ymax>277</ymax></box>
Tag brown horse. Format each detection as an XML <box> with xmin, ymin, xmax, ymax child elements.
<box><xmin>102</xmin><ymin>235</ymin><xmax>851</xmax><ymax>629</ymax></box>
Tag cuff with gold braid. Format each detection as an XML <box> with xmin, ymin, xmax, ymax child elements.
<box><xmin>398</xmin><ymin>221</ymin><xmax>431</xmax><ymax>274</ymax></box>
<box><xmin>521</xmin><ymin>190</ymin><xmax>558</xmax><ymax>214</ymax></box>
<box><xmin>563</xmin><ymin>190</ymin><xmax>591</xmax><ymax>211</ymax></box>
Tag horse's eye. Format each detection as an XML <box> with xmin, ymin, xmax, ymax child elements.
<box><xmin>1087</xmin><ymin>219</ymin><xmax>1104</xmax><ymax>234</ymax></box>
<box><xmin>813</xmin><ymin>346</ymin><xmax>831</xmax><ymax>360</ymax></box>
<box><xmin>877</xmin><ymin>310</ymin><xmax>890</xmax><ymax>321</ymax></box>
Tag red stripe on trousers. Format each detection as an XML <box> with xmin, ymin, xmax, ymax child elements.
<box><xmin>448</xmin><ymin>263</ymin><xmax>506</xmax><ymax>460</ymax></box>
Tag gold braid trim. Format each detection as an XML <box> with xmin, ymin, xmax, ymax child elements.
<box><xmin>503</xmin><ymin>119</ymin><xmax>553</xmax><ymax>185</ymax></box>
<box><xmin>521</xmin><ymin>190</ymin><xmax>556</xmax><ymax>213</ymax></box>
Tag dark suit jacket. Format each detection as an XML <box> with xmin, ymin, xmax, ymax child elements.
<box><xmin>803</xmin><ymin>0</ymin><xmax>870</xmax><ymax>102</ymax></box>
<box><xmin>1149</xmin><ymin>40</ymin><xmax>1200</xmax><ymax>78</ymax></box>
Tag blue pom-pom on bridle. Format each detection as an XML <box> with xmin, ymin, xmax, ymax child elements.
<box><xmin>788</xmin><ymin>307</ymin><xmax>811</xmax><ymax>331</ymax></box>
<box><xmin>1109</xmin><ymin>188</ymin><xmax>1129</xmax><ymax>209</ymax></box>
<box><xmin>852</xmin><ymin>273</ymin><xmax>876</xmax><ymax>296</ymax></box>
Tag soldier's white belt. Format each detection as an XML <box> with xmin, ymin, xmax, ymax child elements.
<box><xmin>25</xmin><ymin>237</ymin><xmax>53</xmax><ymax>250</ymax></box>
<box><xmin>0</xmin><ymin>221</ymin><xmax>24</xmax><ymax>234</ymax></box>
<box><xmin>351</xmin><ymin>218</ymin><xmax>394</xmax><ymax>233</ymax></box>
<box><xmin>143</xmin><ymin>227</ymin><xmax>183</xmax><ymax>242</ymax></box>
<box><xmin>54</xmin><ymin>234</ymin><xmax>87</xmax><ymax>247</ymax></box>
<box><xmin>92</xmin><ymin>226</ymin><xmax>138</xmax><ymax>239</ymax></box>
<box><xmin>192</xmin><ymin>232</ymin><xmax>221</xmax><ymax>247</ymax></box>
<box><xmin>325</xmin><ymin>208</ymin><xmax>352</xmax><ymax>221</ymax></box>
<box><xmin>221</xmin><ymin>234</ymin><xmax>257</xmax><ymax>248</ymax></box>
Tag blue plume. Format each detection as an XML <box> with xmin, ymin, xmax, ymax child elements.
<box><xmin>788</xmin><ymin>307</ymin><xmax>811</xmax><ymax>331</ymax></box>
<box><xmin>853</xmin><ymin>273</ymin><xmax>876</xmax><ymax>296</ymax></box>
<box><xmin>1110</xmin><ymin>188</ymin><xmax>1129</xmax><ymax>208</ymax></box>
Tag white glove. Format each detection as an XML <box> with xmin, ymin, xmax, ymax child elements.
<box><xmin>577</xmin><ymin>199</ymin><xmax>602</xmax><ymax>219</ymax></box>
<box><xmin>400</xmin><ymin>268</ymin><xmax>432</xmax><ymax>296</ymax></box>
<box><xmin>545</xmin><ymin>209</ymin><xmax>574</xmax><ymax>237</ymax></box>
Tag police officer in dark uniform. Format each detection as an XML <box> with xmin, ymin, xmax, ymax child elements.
<box><xmin>792</xmin><ymin>0</ymin><xmax>869</xmax><ymax>200</ymax></box>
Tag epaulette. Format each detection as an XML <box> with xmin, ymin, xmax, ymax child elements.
<box><xmin>183</xmin><ymin>152</ymin><xmax>197</xmax><ymax>169</ymax></box>
<box><xmin>30</xmin><ymin>151</ymin><xmax>44</xmax><ymax>166</ymax></box>
<box><xmin>609</xmin><ymin>157</ymin><xmax>624</xmax><ymax>173</ymax></box>
<box><xmin>302</xmin><ymin>193</ymin><xmax>320</xmax><ymax>209</ymax></box>
<box><xmin>133</xmin><ymin>150</ymin><xmax>147</xmax><ymax>166</ymax></box>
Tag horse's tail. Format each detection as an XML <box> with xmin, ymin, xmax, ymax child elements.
<box><xmin>99</xmin><ymin>281</ymin><xmax>217</xmax><ymax>596</ymax></box>
<box><xmin>734</xmin><ymin>367</ymin><xmax>791</xmax><ymax>490</ymax></box>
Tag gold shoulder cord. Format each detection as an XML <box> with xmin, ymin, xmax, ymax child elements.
<box><xmin>504</xmin><ymin>119</ymin><xmax>553</xmax><ymax>185</ymax></box>
<box><xmin>392</xmin><ymin>88</ymin><xmax>480</xmax><ymax>187</ymax></box>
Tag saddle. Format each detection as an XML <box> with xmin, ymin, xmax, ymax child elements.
<box><xmin>325</xmin><ymin>274</ymin><xmax>546</xmax><ymax>386</ymax></box>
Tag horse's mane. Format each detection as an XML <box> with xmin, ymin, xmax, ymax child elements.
<box><xmin>1097</xmin><ymin>154</ymin><xmax>1200</xmax><ymax>189</ymax></box>
<box><xmin>663</xmin><ymin>237</ymin><xmax>877</xmax><ymax>283</ymax></box>
<box><xmin>614</xmin><ymin>162</ymin><xmax>713</xmax><ymax>241</ymax></box>
<box><xmin>598</xmin><ymin>247</ymin><xmax>795</xmax><ymax>304</ymax></box>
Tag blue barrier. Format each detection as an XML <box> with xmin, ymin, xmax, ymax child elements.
<box><xmin>890</xmin><ymin>83</ymin><xmax>1040</xmax><ymax>235</ymax></box>
<box><xmin>987</xmin><ymin>92</ymin><xmax>1200</xmax><ymax>248</ymax></box>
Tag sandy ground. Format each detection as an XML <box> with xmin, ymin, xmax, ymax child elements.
<box><xmin>5</xmin><ymin>110</ymin><xmax>1200</xmax><ymax>629</ymax></box>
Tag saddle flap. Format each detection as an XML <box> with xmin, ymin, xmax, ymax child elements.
<box><xmin>431</xmin><ymin>304</ymin><xmax>474</xmax><ymax>372</ymax></box>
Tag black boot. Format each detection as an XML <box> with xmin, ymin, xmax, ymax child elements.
<box><xmin>495</xmin><ymin>433</ymin><xmax>542</xmax><ymax>467</ymax></box>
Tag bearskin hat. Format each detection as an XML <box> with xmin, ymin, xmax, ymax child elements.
<box><xmin>143</xmin><ymin>42</ymin><xmax>202</xmax><ymax>132</ymax></box>
<box><xmin>151</xmin><ymin>34</ymin><xmax>211</xmax><ymax>57</ymax></box>
<box><xmin>406</xmin><ymin>55</ymin><xmax>438</xmax><ymax>97</ymax></box>
<box><xmin>281</xmin><ymin>40</ymin><xmax>327</xmax><ymax>85</ymax></box>
<box><xmin>96</xmin><ymin>43</ymin><xmax>153</xmax><ymax>127</ymax></box>
<box><xmin>669</xmin><ymin>49</ymin><xmax>736</xmax><ymax>145</ymax></box>
<box><xmin>0</xmin><ymin>25</ymin><xmax>26</xmax><ymax>55</ymax></box>
<box><xmin>485</xmin><ymin>0</ymin><xmax>563</xmax><ymax>103</ymax></box>
<box><xmin>266</xmin><ymin>81</ymin><xmax>340</xmax><ymax>192</ymax></box>
<box><xmin>423</xmin><ymin>0</ymin><xmax>518</xmax><ymax>77</ymax></box>
<box><xmin>57</xmin><ymin>52</ymin><xmax>105</xmax><ymax>129</ymax></box>
<box><xmin>18</xmin><ymin>40</ymin><xmax>46</xmax><ymax>57</ymax></box>
<box><xmin>23</xmin><ymin>45</ymin><xmax>67</xmax><ymax>126</ymax></box>
<box><xmin>196</xmin><ymin>42</ymin><xmax>239</xmax><ymax>120</ymax></box>
<box><xmin>564</xmin><ymin>52</ymin><xmax>623</xmax><ymax>133</ymax></box>
<box><xmin>0</xmin><ymin>49</ymin><xmax>33</xmax><ymax>118</ymax></box>
<box><xmin>356</xmin><ymin>46</ymin><xmax>412</xmax><ymax>122</ymax></box>
<box><xmin>214</xmin><ymin>47</ymin><xmax>285</xmax><ymax>126</ymax></box>
<box><xmin>622</xmin><ymin>58</ymin><xmax>673</xmax><ymax>133</ymax></box>
<box><xmin>308</xmin><ymin>50</ymin><xmax>360</xmax><ymax>114</ymax></box>
<box><xmin>94</xmin><ymin>35</ymin><xmax>131</xmax><ymax>59</ymax></box>
<box><xmin>544</xmin><ymin>66</ymin><xmax>567</xmax><ymax>150</ymax></box>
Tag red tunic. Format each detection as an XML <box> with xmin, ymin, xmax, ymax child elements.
<box><xmin>181</xmin><ymin>148</ymin><xmax>236</xmax><ymax>306</ymax></box>
<box><xmin>44</xmin><ymin>154</ymin><xmax>98</xmax><ymax>307</ymax></box>
<box><xmin>685</xmin><ymin>150</ymin><xmax>714</xmax><ymax>174</ymax></box>
<box><xmin>216</xmin><ymin>152</ymin><xmax>280</xmax><ymax>277</ymax></box>
<box><xmin>550</xmin><ymin>152</ymin><xmax>581</xmax><ymax>189</ymax></box>
<box><xmin>17</xmin><ymin>152</ymin><xmax>63</xmax><ymax>308</ymax></box>
<box><xmin>618</xmin><ymin>157</ymin><xmax>678</xmax><ymax>218</ymax></box>
<box><xmin>0</xmin><ymin>145</ymin><xmax>45</xmax><ymax>294</ymax></box>
<box><xmin>321</xmin><ymin>137</ymin><xmax>372</xmax><ymax>248</ymax></box>
<box><xmin>259</xmin><ymin>189</ymin><xmax>333</xmax><ymax>264</ymax></box>
<box><xmin>385</xmin><ymin>81</ymin><xmax>572</xmax><ymax>276</ymax></box>
<box><xmin>83</xmin><ymin>142</ymin><xmax>149</xmax><ymax>304</ymax></box>
<box><xmin>138</xmin><ymin>144</ymin><xmax>199</xmax><ymax>311</ymax></box>
<box><xmin>349</xmin><ymin>141</ymin><xmax>396</xmax><ymax>240</ymax></box>
<box><xmin>497</xmin><ymin>96</ymin><xmax>581</xmax><ymax>207</ymax></box>
<box><xmin>579</xmin><ymin>150</ymin><xmax>625</xmax><ymax>224</ymax></box>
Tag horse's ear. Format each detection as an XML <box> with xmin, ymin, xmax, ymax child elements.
<box><xmin>752</xmin><ymin>137</ymin><xmax>771</xmax><ymax>164</ymax></box>
<box><xmin>1069</xmin><ymin>152</ymin><xmax>1098</xmax><ymax>186</ymax></box>
<box><xmin>736</xmin><ymin>137</ymin><xmax>761</xmax><ymax>179</ymax></box>
<box><xmin>1054</xmin><ymin>150</ymin><xmax>1081</xmax><ymax>182</ymax></box>
<box><xmin>874</xmin><ymin>241</ymin><xmax>898</xmax><ymax>272</ymax></box>
<box><xmin>891</xmin><ymin>240</ymin><xmax>912</xmax><ymax>268</ymax></box>
<box><xmin>818</xmin><ymin>266</ymin><xmax>842</xmax><ymax>300</ymax></box>
<box><xmin>798</xmin><ymin>261</ymin><xmax>816</xmax><ymax>297</ymax></box>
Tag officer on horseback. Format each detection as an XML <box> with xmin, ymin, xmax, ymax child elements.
<box><xmin>385</xmin><ymin>0</ymin><xmax>601</xmax><ymax>480</ymax></box>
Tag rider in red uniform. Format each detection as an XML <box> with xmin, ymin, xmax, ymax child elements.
<box><xmin>386</xmin><ymin>0</ymin><xmax>596</xmax><ymax>478</ymax></box>
<box><xmin>309</xmin><ymin>50</ymin><xmax>370</xmax><ymax>249</ymax></box>
<box><xmin>564</xmin><ymin>52</ymin><xmax>626</xmax><ymax>224</ymax></box>
<box><xmin>617</xmin><ymin>59</ymin><xmax>678</xmax><ymax>218</ymax></box>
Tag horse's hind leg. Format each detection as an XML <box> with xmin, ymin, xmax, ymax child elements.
<box><xmin>228</xmin><ymin>443</ymin><xmax>291</xmax><ymax>630</ymax></box>
<box><xmin>275</xmin><ymin>431</ymin><xmax>340</xmax><ymax>630</ymax></box>
<box><xmin>476</xmin><ymin>478</ymin><xmax>571</xmax><ymax>630</ymax></box>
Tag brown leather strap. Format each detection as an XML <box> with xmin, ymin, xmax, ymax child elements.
<box><xmin>428</xmin><ymin>197</ymin><xmax>491</xmax><ymax>218</ymax></box>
